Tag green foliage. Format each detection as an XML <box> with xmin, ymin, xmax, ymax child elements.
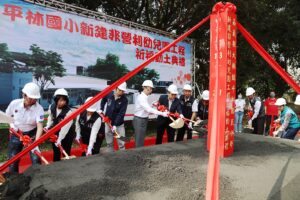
<box><xmin>28</xmin><ymin>44</ymin><xmax>66</xmax><ymax>93</ymax></box>
<box><xmin>128</xmin><ymin>68</ymin><xmax>160</xmax><ymax>88</ymax></box>
<box><xmin>86</xmin><ymin>53</ymin><xmax>129</xmax><ymax>82</ymax></box>
<box><xmin>0</xmin><ymin>43</ymin><xmax>14</xmax><ymax>73</ymax></box>
<box><xmin>86</xmin><ymin>53</ymin><xmax>159</xmax><ymax>89</ymax></box>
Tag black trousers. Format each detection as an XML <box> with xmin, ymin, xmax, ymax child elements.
<box><xmin>52</xmin><ymin>131</ymin><xmax>75</xmax><ymax>162</ymax></box>
<box><xmin>156</xmin><ymin>119</ymin><xmax>176</xmax><ymax>144</ymax></box>
<box><xmin>81</xmin><ymin>123</ymin><xmax>105</xmax><ymax>156</ymax></box>
<box><xmin>265</xmin><ymin>115</ymin><xmax>278</xmax><ymax>135</ymax></box>
<box><xmin>253</xmin><ymin>117</ymin><xmax>265</xmax><ymax>135</ymax></box>
<box><xmin>176</xmin><ymin>124</ymin><xmax>192</xmax><ymax>141</ymax></box>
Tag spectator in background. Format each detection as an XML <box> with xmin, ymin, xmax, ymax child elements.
<box><xmin>264</xmin><ymin>91</ymin><xmax>278</xmax><ymax>136</ymax></box>
<box><xmin>234</xmin><ymin>93</ymin><xmax>246</xmax><ymax>133</ymax></box>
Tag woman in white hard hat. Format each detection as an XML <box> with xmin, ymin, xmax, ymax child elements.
<box><xmin>133</xmin><ymin>80</ymin><xmax>168</xmax><ymax>148</ymax></box>
<box><xmin>100</xmin><ymin>82</ymin><xmax>128</xmax><ymax>152</ymax></box>
<box><xmin>75</xmin><ymin>97</ymin><xmax>103</xmax><ymax>156</ymax></box>
<box><xmin>273</xmin><ymin>98</ymin><xmax>300</xmax><ymax>140</ymax></box>
<box><xmin>245</xmin><ymin>87</ymin><xmax>265</xmax><ymax>135</ymax></box>
<box><xmin>45</xmin><ymin>88</ymin><xmax>75</xmax><ymax>161</ymax></box>
<box><xmin>156</xmin><ymin>84</ymin><xmax>183</xmax><ymax>144</ymax></box>
<box><xmin>5</xmin><ymin>82</ymin><xmax>44</xmax><ymax>173</ymax></box>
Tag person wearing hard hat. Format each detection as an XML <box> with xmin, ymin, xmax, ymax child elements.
<box><xmin>245</xmin><ymin>87</ymin><xmax>265</xmax><ymax>135</ymax></box>
<box><xmin>133</xmin><ymin>80</ymin><xmax>169</xmax><ymax>148</ymax></box>
<box><xmin>191</xmin><ymin>90</ymin><xmax>210</xmax><ymax>122</ymax></box>
<box><xmin>176</xmin><ymin>84</ymin><xmax>195</xmax><ymax>141</ymax></box>
<box><xmin>5</xmin><ymin>82</ymin><xmax>44</xmax><ymax>173</ymax></box>
<box><xmin>264</xmin><ymin>91</ymin><xmax>278</xmax><ymax>136</ymax></box>
<box><xmin>273</xmin><ymin>98</ymin><xmax>300</xmax><ymax>140</ymax></box>
<box><xmin>75</xmin><ymin>97</ymin><xmax>103</xmax><ymax>156</ymax></box>
<box><xmin>156</xmin><ymin>84</ymin><xmax>183</xmax><ymax>144</ymax></box>
<box><xmin>295</xmin><ymin>95</ymin><xmax>300</xmax><ymax>105</ymax></box>
<box><xmin>100</xmin><ymin>82</ymin><xmax>128</xmax><ymax>152</ymax></box>
<box><xmin>45</xmin><ymin>88</ymin><xmax>75</xmax><ymax>161</ymax></box>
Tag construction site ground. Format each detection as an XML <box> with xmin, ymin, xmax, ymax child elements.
<box><xmin>2</xmin><ymin>133</ymin><xmax>300</xmax><ymax>200</ymax></box>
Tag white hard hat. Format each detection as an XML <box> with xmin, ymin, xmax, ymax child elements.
<box><xmin>202</xmin><ymin>90</ymin><xmax>209</xmax><ymax>100</ymax></box>
<box><xmin>275</xmin><ymin>98</ymin><xmax>286</xmax><ymax>106</ymax></box>
<box><xmin>54</xmin><ymin>88</ymin><xmax>68</xmax><ymax>97</ymax></box>
<box><xmin>294</xmin><ymin>95</ymin><xmax>300</xmax><ymax>105</ymax></box>
<box><xmin>246</xmin><ymin>87</ymin><xmax>255</xmax><ymax>96</ymax></box>
<box><xmin>22</xmin><ymin>82</ymin><xmax>41</xmax><ymax>99</ymax></box>
<box><xmin>142</xmin><ymin>80</ymin><xmax>154</xmax><ymax>88</ymax></box>
<box><xmin>167</xmin><ymin>84</ymin><xmax>178</xmax><ymax>94</ymax></box>
<box><xmin>117</xmin><ymin>82</ymin><xmax>127</xmax><ymax>92</ymax></box>
<box><xmin>85</xmin><ymin>97</ymin><xmax>98</xmax><ymax>112</ymax></box>
<box><xmin>183</xmin><ymin>84</ymin><xmax>192</xmax><ymax>91</ymax></box>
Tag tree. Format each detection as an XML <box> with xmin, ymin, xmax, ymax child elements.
<box><xmin>86</xmin><ymin>53</ymin><xmax>129</xmax><ymax>83</ymax></box>
<box><xmin>128</xmin><ymin>68</ymin><xmax>160</xmax><ymax>89</ymax></box>
<box><xmin>0</xmin><ymin>43</ymin><xmax>14</xmax><ymax>73</ymax></box>
<box><xmin>28</xmin><ymin>44</ymin><xmax>65</xmax><ymax>94</ymax></box>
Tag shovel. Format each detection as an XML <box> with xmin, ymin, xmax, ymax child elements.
<box><xmin>169</xmin><ymin>116</ymin><xmax>184</xmax><ymax>129</ymax></box>
<box><xmin>0</xmin><ymin>110</ymin><xmax>14</xmax><ymax>124</ymax></box>
<box><xmin>44</xmin><ymin>129</ymin><xmax>76</xmax><ymax>160</ymax></box>
<box><xmin>9</xmin><ymin>128</ymin><xmax>49</xmax><ymax>165</ymax></box>
<box><xmin>99</xmin><ymin>113</ymin><xmax>128</xmax><ymax>142</ymax></box>
<box><xmin>33</xmin><ymin>150</ymin><xmax>49</xmax><ymax>165</ymax></box>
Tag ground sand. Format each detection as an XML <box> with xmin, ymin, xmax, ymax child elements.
<box><xmin>8</xmin><ymin>134</ymin><xmax>300</xmax><ymax>199</ymax></box>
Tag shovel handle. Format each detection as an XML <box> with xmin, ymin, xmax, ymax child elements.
<box><xmin>57</xmin><ymin>144</ymin><xmax>70</xmax><ymax>159</ymax></box>
<box><xmin>34</xmin><ymin>150</ymin><xmax>49</xmax><ymax>165</ymax></box>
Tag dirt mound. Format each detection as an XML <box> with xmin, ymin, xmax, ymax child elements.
<box><xmin>2</xmin><ymin>134</ymin><xmax>300</xmax><ymax>200</ymax></box>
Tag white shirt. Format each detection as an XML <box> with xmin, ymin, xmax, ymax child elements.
<box><xmin>134</xmin><ymin>92</ymin><xmax>163</xmax><ymax>118</ymax></box>
<box><xmin>46</xmin><ymin>106</ymin><xmax>73</xmax><ymax>143</ymax></box>
<box><xmin>6</xmin><ymin>99</ymin><xmax>44</xmax><ymax>132</ymax></box>
<box><xmin>192</xmin><ymin>99</ymin><xmax>199</xmax><ymax>112</ymax></box>
<box><xmin>75</xmin><ymin>115</ymin><xmax>102</xmax><ymax>149</ymax></box>
<box><xmin>235</xmin><ymin>99</ymin><xmax>246</xmax><ymax>112</ymax></box>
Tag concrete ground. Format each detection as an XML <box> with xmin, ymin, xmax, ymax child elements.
<box><xmin>4</xmin><ymin>134</ymin><xmax>300</xmax><ymax>199</ymax></box>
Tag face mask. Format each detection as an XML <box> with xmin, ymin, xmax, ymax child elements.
<box><xmin>238</xmin><ymin>95</ymin><xmax>242</xmax><ymax>99</ymax></box>
<box><xmin>270</xmin><ymin>93</ymin><xmax>275</xmax><ymax>98</ymax></box>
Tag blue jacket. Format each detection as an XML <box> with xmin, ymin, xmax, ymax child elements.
<box><xmin>280</xmin><ymin>106</ymin><xmax>300</xmax><ymax>129</ymax></box>
<box><xmin>100</xmin><ymin>92</ymin><xmax>128</xmax><ymax>126</ymax></box>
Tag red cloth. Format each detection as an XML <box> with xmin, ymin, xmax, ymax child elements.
<box><xmin>264</xmin><ymin>98</ymin><xmax>278</xmax><ymax>116</ymax></box>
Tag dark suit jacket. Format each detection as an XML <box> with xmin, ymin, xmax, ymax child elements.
<box><xmin>157</xmin><ymin>95</ymin><xmax>182</xmax><ymax>125</ymax></box>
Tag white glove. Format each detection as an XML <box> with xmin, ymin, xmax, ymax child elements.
<box><xmin>55</xmin><ymin>140</ymin><xmax>61</xmax><ymax>147</ymax></box>
<box><xmin>86</xmin><ymin>146</ymin><xmax>92</xmax><ymax>156</ymax></box>
<box><xmin>188</xmin><ymin>122</ymin><xmax>193</xmax><ymax>129</ymax></box>
<box><xmin>179</xmin><ymin>114</ymin><xmax>184</xmax><ymax>119</ymax></box>
<box><xmin>248</xmin><ymin>119</ymin><xmax>252</xmax><ymax>127</ymax></box>
<box><xmin>161</xmin><ymin>111</ymin><xmax>169</xmax><ymax>118</ymax></box>
<box><xmin>31</xmin><ymin>146</ymin><xmax>40</xmax><ymax>153</ymax></box>
<box><xmin>10</xmin><ymin>123</ymin><xmax>18</xmax><ymax>131</ymax></box>
<box><xmin>273</xmin><ymin>131</ymin><xmax>278</xmax><ymax>137</ymax></box>
<box><xmin>112</xmin><ymin>126</ymin><xmax>117</xmax><ymax>132</ymax></box>
<box><xmin>75</xmin><ymin>135</ymin><xmax>81</xmax><ymax>144</ymax></box>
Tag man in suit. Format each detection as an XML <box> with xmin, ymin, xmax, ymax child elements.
<box><xmin>156</xmin><ymin>84</ymin><xmax>183</xmax><ymax>144</ymax></box>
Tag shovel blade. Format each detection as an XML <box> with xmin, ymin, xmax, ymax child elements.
<box><xmin>169</xmin><ymin>118</ymin><xmax>184</xmax><ymax>129</ymax></box>
<box><xmin>0</xmin><ymin>111</ymin><xmax>14</xmax><ymax>124</ymax></box>
<box><xmin>61</xmin><ymin>155</ymin><xmax>76</xmax><ymax>160</ymax></box>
